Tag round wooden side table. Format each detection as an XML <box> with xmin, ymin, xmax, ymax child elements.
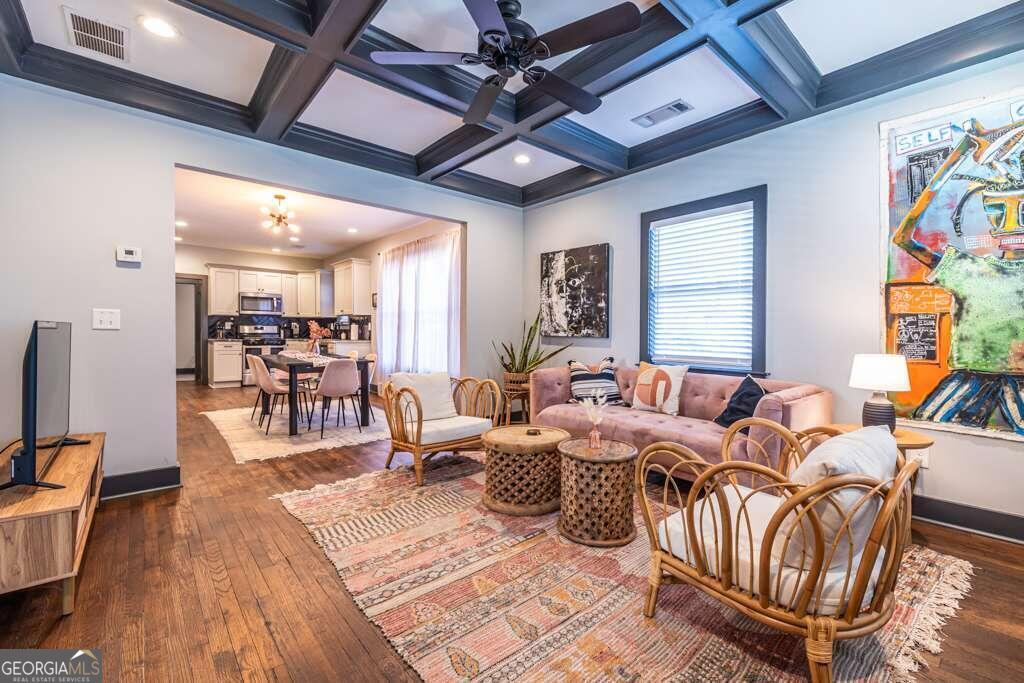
<box><xmin>824</xmin><ymin>423</ymin><xmax>934</xmax><ymax>458</ymax></box>
<box><xmin>557</xmin><ymin>438</ymin><xmax>639</xmax><ymax>547</ymax></box>
<box><xmin>481</xmin><ymin>425</ymin><xmax>569</xmax><ymax>516</ymax></box>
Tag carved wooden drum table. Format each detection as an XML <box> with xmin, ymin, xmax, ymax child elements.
<box><xmin>558</xmin><ymin>438</ymin><xmax>639</xmax><ymax>547</ymax></box>
<box><xmin>482</xmin><ymin>425</ymin><xmax>570</xmax><ymax>516</ymax></box>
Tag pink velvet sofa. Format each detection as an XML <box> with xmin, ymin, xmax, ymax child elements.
<box><xmin>531</xmin><ymin>366</ymin><xmax>832</xmax><ymax>474</ymax></box>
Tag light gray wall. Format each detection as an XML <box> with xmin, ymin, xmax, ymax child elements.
<box><xmin>523</xmin><ymin>51</ymin><xmax>1024</xmax><ymax>517</ymax></box>
<box><xmin>328</xmin><ymin>218</ymin><xmax>464</xmax><ymax>381</ymax></box>
<box><xmin>175</xmin><ymin>244</ymin><xmax>325</xmax><ymax>275</ymax></box>
<box><xmin>174</xmin><ymin>283</ymin><xmax>195</xmax><ymax>370</ymax></box>
<box><xmin>0</xmin><ymin>75</ymin><xmax>524</xmax><ymax>477</ymax></box>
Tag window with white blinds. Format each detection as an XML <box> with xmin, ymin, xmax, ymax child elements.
<box><xmin>643</xmin><ymin>190</ymin><xmax>765</xmax><ymax>374</ymax></box>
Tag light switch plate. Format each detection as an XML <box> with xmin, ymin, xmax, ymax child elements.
<box><xmin>92</xmin><ymin>308</ymin><xmax>121</xmax><ymax>330</ymax></box>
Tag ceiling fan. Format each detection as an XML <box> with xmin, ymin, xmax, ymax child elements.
<box><xmin>370</xmin><ymin>0</ymin><xmax>642</xmax><ymax>125</ymax></box>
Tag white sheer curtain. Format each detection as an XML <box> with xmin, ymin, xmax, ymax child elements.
<box><xmin>378</xmin><ymin>229</ymin><xmax>461</xmax><ymax>377</ymax></box>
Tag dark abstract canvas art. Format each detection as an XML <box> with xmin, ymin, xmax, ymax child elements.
<box><xmin>540</xmin><ymin>243</ymin><xmax>610</xmax><ymax>338</ymax></box>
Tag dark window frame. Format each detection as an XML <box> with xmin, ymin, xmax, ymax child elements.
<box><xmin>639</xmin><ymin>185</ymin><xmax>768</xmax><ymax>377</ymax></box>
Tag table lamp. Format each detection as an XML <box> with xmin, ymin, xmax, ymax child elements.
<box><xmin>848</xmin><ymin>354</ymin><xmax>910</xmax><ymax>432</ymax></box>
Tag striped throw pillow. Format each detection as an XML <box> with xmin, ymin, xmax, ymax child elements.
<box><xmin>568</xmin><ymin>357</ymin><xmax>624</xmax><ymax>405</ymax></box>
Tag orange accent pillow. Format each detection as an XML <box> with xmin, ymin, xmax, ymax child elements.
<box><xmin>632</xmin><ymin>362</ymin><xmax>688</xmax><ymax>415</ymax></box>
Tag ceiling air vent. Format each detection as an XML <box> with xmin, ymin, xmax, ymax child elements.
<box><xmin>63</xmin><ymin>7</ymin><xmax>129</xmax><ymax>62</ymax></box>
<box><xmin>630</xmin><ymin>99</ymin><xmax>692</xmax><ymax>128</ymax></box>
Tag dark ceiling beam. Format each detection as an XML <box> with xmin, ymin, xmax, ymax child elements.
<box><xmin>522</xmin><ymin>166</ymin><xmax>609</xmax><ymax>206</ymax></box>
<box><xmin>524</xmin><ymin>120</ymin><xmax>627</xmax><ymax>175</ymax></box>
<box><xmin>416</xmin><ymin>126</ymin><xmax>500</xmax><ymax>179</ymax></box>
<box><xmin>251</xmin><ymin>0</ymin><xmax>388</xmax><ymax>139</ymax></box>
<box><xmin>0</xmin><ymin>0</ymin><xmax>28</xmax><ymax>73</ymax></box>
<box><xmin>167</xmin><ymin>0</ymin><xmax>312</xmax><ymax>51</ymax></box>
<box><xmin>282</xmin><ymin>123</ymin><xmax>416</xmax><ymax>176</ymax></box>
<box><xmin>815</xmin><ymin>2</ymin><xmax>1024</xmax><ymax>112</ymax></box>
<box><xmin>433</xmin><ymin>170</ymin><xmax>523</xmax><ymax>206</ymax></box>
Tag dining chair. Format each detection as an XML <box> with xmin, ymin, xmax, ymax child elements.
<box><xmin>308</xmin><ymin>358</ymin><xmax>362</xmax><ymax>438</ymax></box>
<box><xmin>362</xmin><ymin>353</ymin><xmax>378</xmax><ymax>423</ymax></box>
<box><xmin>249</xmin><ymin>355</ymin><xmax>311</xmax><ymax>435</ymax></box>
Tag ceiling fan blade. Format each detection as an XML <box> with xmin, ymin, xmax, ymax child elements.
<box><xmin>463</xmin><ymin>75</ymin><xmax>506</xmax><ymax>124</ymax></box>
<box><xmin>462</xmin><ymin>0</ymin><xmax>510</xmax><ymax>47</ymax></box>
<box><xmin>535</xmin><ymin>2</ymin><xmax>641</xmax><ymax>58</ymax></box>
<box><xmin>370</xmin><ymin>51</ymin><xmax>477</xmax><ymax>66</ymax></box>
<box><xmin>527</xmin><ymin>68</ymin><xmax>601</xmax><ymax>114</ymax></box>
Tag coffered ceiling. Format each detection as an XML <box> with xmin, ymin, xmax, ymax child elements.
<box><xmin>1</xmin><ymin>0</ymin><xmax>1022</xmax><ymax>207</ymax></box>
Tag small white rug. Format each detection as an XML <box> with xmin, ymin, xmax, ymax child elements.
<box><xmin>200</xmin><ymin>405</ymin><xmax>389</xmax><ymax>463</ymax></box>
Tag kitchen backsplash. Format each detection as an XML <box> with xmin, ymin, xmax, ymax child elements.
<box><xmin>208</xmin><ymin>315</ymin><xmax>338</xmax><ymax>338</ymax></box>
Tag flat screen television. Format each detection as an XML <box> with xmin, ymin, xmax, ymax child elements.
<box><xmin>2</xmin><ymin>321</ymin><xmax>85</xmax><ymax>491</ymax></box>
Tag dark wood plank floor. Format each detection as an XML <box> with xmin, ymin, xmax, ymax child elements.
<box><xmin>1</xmin><ymin>382</ymin><xmax>1022</xmax><ymax>681</ymax></box>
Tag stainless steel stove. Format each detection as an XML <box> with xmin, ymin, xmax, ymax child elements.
<box><xmin>238</xmin><ymin>324</ymin><xmax>285</xmax><ymax>386</ymax></box>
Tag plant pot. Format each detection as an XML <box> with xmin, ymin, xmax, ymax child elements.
<box><xmin>504</xmin><ymin>371</ymin><xmax>531</xmax><ymax>393</ymax></box>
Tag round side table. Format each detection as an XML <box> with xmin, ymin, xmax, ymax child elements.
<box><xmin>482</xmin><ymin>425</ymin><xmax>569</xmax><ymax>516</ymax></box>
<box><xmin>557</xmin><ymin>438</ymin><xmax>639</xmax><ymax>547</ymax></box>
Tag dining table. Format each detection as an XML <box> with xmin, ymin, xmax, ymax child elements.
<box><xmin>260</xmin><ymin>352</ymin><xmax>372</xmax><ymax>436</ymax></box>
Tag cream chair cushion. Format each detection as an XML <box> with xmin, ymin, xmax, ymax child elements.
<box><xmin>418</xmin><ymin>415</ymin><xmax>493</xmax><ymax>444</ymax></box>
<box><xmin>390</xmin><ymin>372</ymin><xmax>458</xmax><ymax>421</ymax></box>
<box><xmin>656</xmin><ymin>484</ymin><xmax>883</xmax><ymax>614</ymax></box>
<box><xmin>779</xmin><ymin>425</ymin><xmax>897</xmax><ymax>569</ymax></box>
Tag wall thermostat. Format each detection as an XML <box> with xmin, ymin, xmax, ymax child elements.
<box><xmin>116</xmin><ymin>246</ymin><xmax>143</xmax><ymax>264</ymax></box>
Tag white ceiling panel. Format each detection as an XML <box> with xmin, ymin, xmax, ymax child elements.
<box><xmin>23</xmin><ymin>0</ymin><xmax>274</xmax><ymax>104</ymax></box>
<box><xmin>174</xmin><ymin>168</ymin><xmax>435</xmax><ymax>257</ymax></box>
<box><xmin>566</xmin><ymin>46</ymin><xmax>759</xmax><ymax>147</ymax></box>
<box><xmin>778</xmin><ymin>0</ymin><xmax>1017</xmax><ymax>74</ymax></box>
<box><xmin>371</xmin><ymin>0</ymin><xmax>658</xmax><ymax>92</ymax></box>
<box><xmin>460</xmin><ymin>140</ymin><xmax>578</xmax><ymax>186</ymax></box>
<box><xmin>298</xmin><ymin>69</ymin><xmax>465</xmax><ymax>154</ymax></box>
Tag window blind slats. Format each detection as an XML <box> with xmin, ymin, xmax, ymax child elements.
<box><xmin>647</xmin><ymin>202</ymin><xmax>756</xmax><ymax>371</ymax></box>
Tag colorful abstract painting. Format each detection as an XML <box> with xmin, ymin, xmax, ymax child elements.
<box><xmin>540</xmin><ymin>243</ymin><xmax>610</xmax><ymax>338</ymax></box>
<box><xmin>881</xmin><ymin>90</ymin><xmax>1024</xmax><ymax>439</ymax></box>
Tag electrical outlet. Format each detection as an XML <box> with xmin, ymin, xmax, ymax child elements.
<box><xmin>92</xmin><ymin>308</ymin><xmax>121</xmax><ymax>330</ymax></box>
<box><xmin>913</xmin><ymin>447</ymin><xmax>930</xmax><ymax>469</ymax></box>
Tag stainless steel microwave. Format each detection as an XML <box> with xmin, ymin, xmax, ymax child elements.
<box><xmin>239</xmin><ymin>292</ymin><xmax>283</xmax><ymax>315</ymax></box>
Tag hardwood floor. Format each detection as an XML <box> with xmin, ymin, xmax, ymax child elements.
<box><xmin>1</xmin><ymin>382</ymin><xmax>1022</xmax><ymax>681</ymax></box>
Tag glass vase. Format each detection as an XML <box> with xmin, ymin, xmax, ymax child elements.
<box><xmin>588</xmin><ymin>426</ymin><xmax>602</xmax><ymax>450</ymax></box>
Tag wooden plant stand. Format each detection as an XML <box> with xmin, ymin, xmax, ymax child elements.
<box><xmin>482</xmin><ymin>425</ymin><xmax>568</xmax><ymax>516</ymax></box>
<box><xmin>0</xmin><ymin>433</ymin><xmax>105</xmax><ymax>615</ymax></box>
<box><xmin>558</xmin><ymin>438</ymin><xmax>638</xmax><ymax>547</ymax></box>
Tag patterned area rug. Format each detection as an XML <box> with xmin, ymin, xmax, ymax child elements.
<box><xmin>201</xmin><ymin>405</ymin><xmax>388</xmax><ymax>463</ymax></box>
<box><xmin>275</xmin><ymin>455</ymin><xmax>972</xmax><ymax>681</ymax></box>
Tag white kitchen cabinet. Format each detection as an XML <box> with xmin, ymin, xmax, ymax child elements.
<box><xmin>332</xmin><ymin>258</ymin><xmax>370</xmax><ymax>314</ymax></box>
<box><xmin>281</xmin><ymin>274</ymin><xmax>298</xmax><ymax>316</ymax></box>
<box><xmin>238</xmin><ymin>270</ymin><xmax>259</xmax><ymax>293</ymax></box>
<box><xmin>297</xmin><ymin>272</ymin><xmax>318</xmax><ymax>316</ymax></box>
<box><xmin>258</xmin><ymin>271</ymin><xmax>282</xmax><ymax>294</ymax></box>
<box><xmin>208</xmin><ymin>341</ymin><xmax>243</xmax><ymax>388</ymax></box>
<box><xmin>209</xmin><ymin>267</ymin><xmax>239</xmax><ymax>315</ymax></box>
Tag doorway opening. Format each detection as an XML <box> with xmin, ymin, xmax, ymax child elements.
<box><xmin>175</xmin><ymin>275</ymin><xmax>207</xmax><ymax>384</ymax></box>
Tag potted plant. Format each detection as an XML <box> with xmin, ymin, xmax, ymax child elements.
<box><xmin>493</xmin><ymin>311</ymin><xmax>572</xmax><ymax>393</ymax></box>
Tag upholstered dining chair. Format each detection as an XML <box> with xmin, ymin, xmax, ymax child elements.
<box><xmin>636</xmin><ymin>418</ymin><xmax>918</xmax><ymax>683</ymax></box>
<box><xmin>362</xmin><ymin>353</ymin><xmax>378</xmax><ymax>423</ymax></box>
<box><xmin>381</xmin><ymin>373</ymin><xmax>501</xmax><ymax>486</ymax></box>
<box><xmin>307</xmin><ymin>358</ymin><xmax>362</xmax><ymax>438</ymax></box>
<box><xmin>248</xmin><ymin>355</ymin><xmax>312</xmax><ymax>435</ymax></box>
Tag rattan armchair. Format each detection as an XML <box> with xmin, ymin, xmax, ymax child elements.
<box><xmin>637</xmin><ymin>418</ymin><xmax>917</xmax><ymax>683</ymax></box>
<box><xmin>381</xmin><ymin>376</ymin><xmax>502</xmax><ymax>486</ymax></box>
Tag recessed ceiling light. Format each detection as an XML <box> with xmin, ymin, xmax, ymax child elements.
<box><xmin>289</xmin><ymin>236</ymin><xmax>299</xmax><ymax>242</ymax></box>
<box><xmin>175</xmin><ymin>219</ymin><xmax>187</xmax><ymax>227</ymax></box>
<box><xmin>513</xmin><ymin>154</ymin><xmax>531</xmax><ymax>165</ymax></box>
<box><xmin>347</xmin><ymin>228</ymin><xmax>358</xmax><ymax>234</ymax></box>
<box><xmin>139</xmin><ymin>16</ymin><xmax>178</xmax><ymax>39</ymax></box>
<box><xmin>271</xmin><ymin>247</ymin><xmax>281</xmax><ymax>253</ymax></box>
<box><xmin>174</xmin><ymin>236</ymin><xmax>183</xmax><ymax>242</ymax></box>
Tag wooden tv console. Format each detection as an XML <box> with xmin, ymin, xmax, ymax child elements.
<box><xmin>0</xmin><ymin>433</ymin><xmax>104</xmax><ymax>615</ymax></box>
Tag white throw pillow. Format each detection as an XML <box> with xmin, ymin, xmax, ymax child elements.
<box><xmin>630</xmin><ymin>362</ymin><xmax>688</xmax><ymax>415</ymax></box>
<box><xmin>774</xmin><ymin>426</ymin><xmax>898</xmax><ymax>570</ymax></box>
<box><xmin>389</xmin><ymin>372</ymin><xmax>458</xmax><ymax>421</ymax></box>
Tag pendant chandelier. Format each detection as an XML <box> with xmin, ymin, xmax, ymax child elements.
<box><xmin>260</xmin><ymin>194</ymin><xmax>300</xmax><ymax>237</ymax></box>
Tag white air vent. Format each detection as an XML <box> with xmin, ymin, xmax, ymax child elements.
<box><xmin>62</xmin><ymin>6</ymin><xmax>129</xmax><ymax>62</ymax></box>
<box><xmin>630</xmin><ymin>99</ymin><xmax>692</xmax><ymax>128</ymax></box>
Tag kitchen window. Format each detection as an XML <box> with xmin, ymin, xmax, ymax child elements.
<box><xmin>640</xmin><ymin>185</ymin><xmax>767</xmax><ymax>375</ymax></box>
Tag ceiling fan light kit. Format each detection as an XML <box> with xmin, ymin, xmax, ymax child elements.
<box><xmin>370</xmin><ymin>0</ymin><xmax>641</xmax><ymax>125</ymax></box>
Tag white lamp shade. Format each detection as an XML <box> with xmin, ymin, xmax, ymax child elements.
<box><xmin>849</xmin><ymin>354</ymin><xmax>910</xmax><ymax>392</ymax></box>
